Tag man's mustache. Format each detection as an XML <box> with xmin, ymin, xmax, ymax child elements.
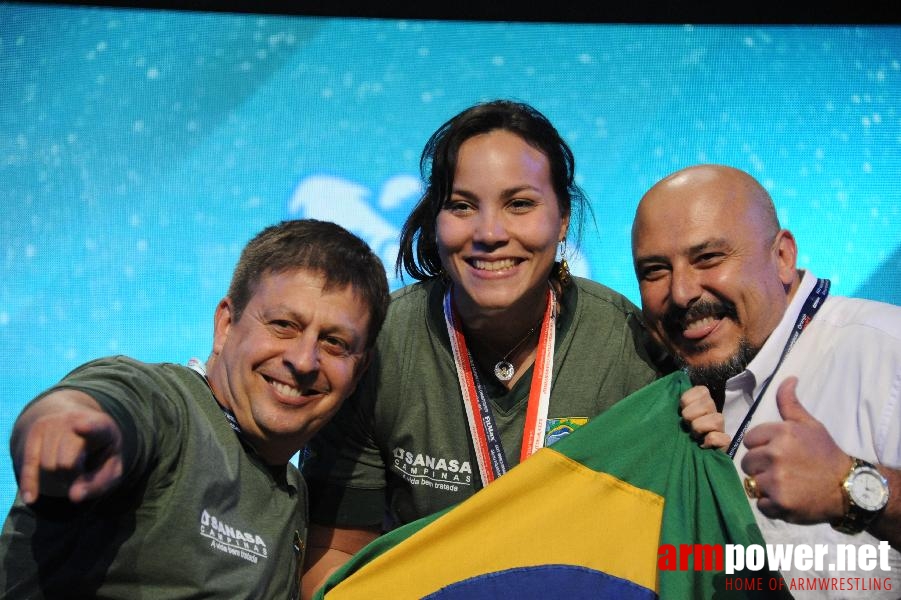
<box><xmin>662</xmin><ymin>299</ymin><xmax>740</xmax><ymax>334</ymax></box>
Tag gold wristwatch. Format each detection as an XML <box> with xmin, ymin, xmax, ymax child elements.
<box><xmin>831</xmin><ymin>457</ymin><xmax>890</xmax><ymax>535</ymax></box>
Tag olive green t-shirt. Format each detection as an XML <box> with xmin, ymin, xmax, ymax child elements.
<box><xmin>304</xmin><ymin>277</ymin><xmax>663</xmax><ymax>529</ymax></box>
<box><xmin>0</xmin><ymin>356</ymin><xmax>306</xmax><ymax>599</ymax></box>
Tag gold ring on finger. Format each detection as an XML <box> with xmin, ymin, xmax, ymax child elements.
<box><xmin>744</xmin><ymin>475</ymin><xmax>761</xmax><ymax>499</ymax></box>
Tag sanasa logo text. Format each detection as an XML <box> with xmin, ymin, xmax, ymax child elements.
<box><xmin>200</xmin><ymin>510</ymin><xmax>268</xmax><ymax>561</ymax></box>
<box><xmin>392</xmin><ymin>447</ymin><xmax>473</xmax><ymax>486</ymax></box>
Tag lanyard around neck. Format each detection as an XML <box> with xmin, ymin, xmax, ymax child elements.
<box><xmin>443</xmin><ymin>286</ymin><xmax>557</xmax><ymax>487</ymax></box>
<box><xmin>726</xmin><ymin>278</ymin><xmax>830</xmax><ymax>458</ymax></box>
<box><xmin>187</xmin><ymin>357</ymin><xmax>243</xmax><ymax>435</ymax></box>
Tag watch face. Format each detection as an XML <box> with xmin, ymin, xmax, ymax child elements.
<box><xmin>849</xmin><ymin>468</ymin><xmax>890</xmax><ymax>511</ymax></box>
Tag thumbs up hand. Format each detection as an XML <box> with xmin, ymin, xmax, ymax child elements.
<box><xmin>740</xmin><ymin>376</ymin><xmax>851</xmax><ymax>524</ymax></box>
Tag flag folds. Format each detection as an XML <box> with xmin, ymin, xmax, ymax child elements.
<box><xmin>315</xmin><ymin>372</ymin><xmax>787</xmax><ymax>599</ymax></box>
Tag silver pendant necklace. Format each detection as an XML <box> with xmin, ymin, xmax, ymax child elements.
<box><xmin>493</xmin><ymin>321</ymin><xmax>541</xmax><ymax>382</ymax></box>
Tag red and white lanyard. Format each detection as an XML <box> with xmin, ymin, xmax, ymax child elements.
<box><xmin>443</xmin><ymin>286</ymin><xmax>557</xmax><ymax>487</ymax></box>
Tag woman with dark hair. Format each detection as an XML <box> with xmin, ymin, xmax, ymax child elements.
<box><xmin>300</xmin><ymin>100</ymin><xmax>672</xmax><ymax>595</ymax></box>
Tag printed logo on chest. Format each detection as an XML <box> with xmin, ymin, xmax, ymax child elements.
<box><xmin>545</xmin><ymin>417</ymin><xmax>589</xmax><ymax>447</ymax></box>
<box><xmin>391</xmin><ymin>447</ymin><xmax>474</xmax><ymax>493</ymax></box>
<box><xmin>199</xmin><ymin>509</ymin><xmax>268</xmax><ymax>564</ymax></box>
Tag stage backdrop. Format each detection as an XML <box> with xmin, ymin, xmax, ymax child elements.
<box><xmin>1</xmin><ymin>3</ymin><xmax>899</xmax><ymax>513</ymax></box>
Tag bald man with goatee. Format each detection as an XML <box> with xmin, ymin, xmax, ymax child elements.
<box><xmin>632</xmin><ymin>164</ymin><xmax>901</xmax><ymax>598</ymax></box>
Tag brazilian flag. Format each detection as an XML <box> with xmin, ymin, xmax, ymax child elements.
<box><xmin>314</xmin><ymin>372</ymin><xmax>789</xmax><ymax>599</ymax></box>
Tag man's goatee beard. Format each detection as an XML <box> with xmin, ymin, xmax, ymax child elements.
<box><xmin>678</xmin><ymin>338</ymin><xmax>759</xmax><ymax>409</ymax></box>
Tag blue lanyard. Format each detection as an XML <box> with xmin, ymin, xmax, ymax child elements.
<box><xmin>187</xmin><ymin>358</ymin><xmax>243</xmax><ymax>435</ymax></box>
<box><xmin>469</xmin><ymin>351</ymin><xmax>511</xmax><ymax>478</ymax></box>
<box><xmin>726</xmin><ymin>278</ymin><xmax>831</xmax><ymax>459</ymax></box>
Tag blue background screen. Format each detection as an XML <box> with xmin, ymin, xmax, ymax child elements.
<box><xmin>1</xmin><ymin>3</ymin><xmax>899</xmax><ymax>512</ymax></box>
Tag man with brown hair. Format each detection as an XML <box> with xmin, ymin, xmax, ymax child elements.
<box><xmin>0</xmin><ymin>219</ymin><xmax>389</xmax><ymax>599</ymax></box>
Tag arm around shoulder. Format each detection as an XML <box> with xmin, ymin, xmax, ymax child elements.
<box><xmin>10</xmin><ymin>388</ymin><xmax>124</xmax><ymax>505</ymax></box>
<box><xmin>300</xmin><ymin>524</ymin><xmax>380</xmax><ymax>600</ymax></box>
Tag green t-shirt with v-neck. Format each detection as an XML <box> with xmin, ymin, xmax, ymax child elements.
<box><xmin>303</xmin><ymin>277</ymin><xmax>664</xmax><ymax>530</ymax></box>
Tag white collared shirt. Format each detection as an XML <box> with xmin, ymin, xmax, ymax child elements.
<box><xmin>722</xmin><ymin>271</ymin><xmax>901</xmax><ymax>598</ymax></box>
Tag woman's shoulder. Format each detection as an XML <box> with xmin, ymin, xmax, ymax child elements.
<box><xmin>377</xmin><ymin>279</ymin><xmax>444</xmax><ymax>342</ymax></box>
<box><xmin>389</xmin><ymin>279</ymin><xmax>432</xmax><ymax>302</ymax></box>
<box><xmin>387</xmin><ymin>280</ymin><xmax>436</xmax><ymax>315</ymax></box>
<box><xmin>571</xmin><ymin>276</ymin><xmax>642</xmax><ymax>317</ymax></box>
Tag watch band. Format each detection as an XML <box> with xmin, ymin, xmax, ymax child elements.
<box><xmin>831</xmin><ymin>457</ymin><xmax>889</xmax><ymax>535</ymax></box>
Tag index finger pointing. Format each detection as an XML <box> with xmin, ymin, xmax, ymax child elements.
<box><xmin>17</xmin><ymin>428</ymin><xmax>47</xmax><ymax>505</ymax></box>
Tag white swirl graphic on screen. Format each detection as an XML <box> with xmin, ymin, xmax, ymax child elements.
<box><xmin>288</xmin><ymin>174</ymin><xmax>419</xmax><ymax>289</ymax></box>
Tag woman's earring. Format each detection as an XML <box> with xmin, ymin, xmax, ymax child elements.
<box><xmin>557</xmin><ymin>239</ymin><xmax>571</xmax><ymax>287</ymax></box>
